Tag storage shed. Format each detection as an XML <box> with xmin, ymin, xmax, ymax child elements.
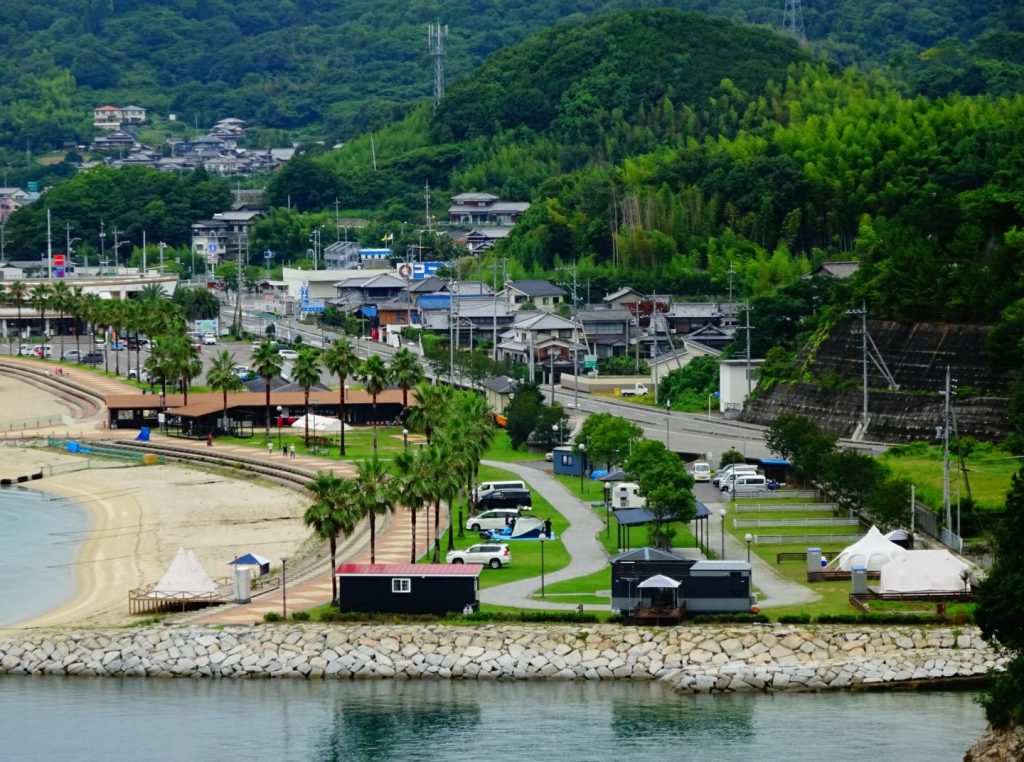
<box><xmin>335</xmin><ymin>563</ymin><xmax>482</xmax><ymax>615</ymax></box>
<box><xmin>551</xmin><ymin>446</ymin><xmax>586</xmax><ymax>477</ymax></box>
<box><xmin>610</xmin><ymin>549</ymin><xmax>753</xmax><ymax>616</ymax></box>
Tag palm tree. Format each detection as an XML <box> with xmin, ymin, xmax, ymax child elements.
<box><xmin>394</xmin><ymin>448</ymin><xmax>431</xmax><ymax>562</ymax></box>
<box><xmin>292</xmin><ymin>347</ymin><xmax>322</xmax><ymax>446</ymax></box>
<box><xmin>7</xmin><ymin>281</ymin><xmax>27</xmax><ymax>351</ymax></box>
<box><xmin>361</xmin><ymin>354</ymin><xmax>391</xmax><ymax>455</ymax></box>
<box><xmin>145</xmin><ymin>336</ymin><xmax>176</xmax><ymax>395</ymax></box>
<box><xmin>321</xmin><ymin>337</ymin><xmax>360</xmax><ymax>455</ymax></box>
<box><xmin>107</xmin><ymin>299</ymin><xmax>128</xmax><ymax>375</ymax></box>
<box><xmin>390</xmin><ymin>348</ymin><xmax>424</xmax><ymax>410</ymax></box>
<box><xmin>29</xmin><ymin>284</ymin><xmax>51</xmax><ymax>359</ymax></box>
<box><xmin>251</xmin><ymin>340</ymin><xmax>284</xmax><ymax>437</ymax></box>
<box><xmin>425</xmin><ymin>431</ymin><xmax>463</xmax><ymax>561</ymax></box>
<box><xmin>49</xmin><ymin>281</ymin><xmax>71</xmax><ymax>360</ymax></box>
<box><xmin>407</xmin><ymin>381</ymin><xmax>452</xmax><ymax>444</ymax></box>
<box><xmin>351</xmin><ymin>456</ymin><xmax>394</xmax><ymax>565</ymax></box>
<box><xmin>207</xmin><ymin>350</ymin><xmax>245</xmax><ymax>432</ymax></box>
<box><xmin>67</xmin><ymin>286</ymin><xmax>85</xmax><ymax>361</ymax></box>
<box><xmin>172</xmin><ymin>336</ymin><xmax>202</xmax><ymax>405</ymax></box>
<box><xmin>441</xmin><ymin>425</ymin><xmax>475</xmax><ymax>552</ymax></box>
<box><xmin>453</xmin><ymin>392</ymin><xmax>495</xmax><ymax>517</ymax></box>
<box><xmin>305</xmin><ymin>472</ymin><xmax>359</xmax><ymax>603</ymax></box>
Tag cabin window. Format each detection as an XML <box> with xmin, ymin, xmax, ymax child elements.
<box><xmin>391</xmin><ymin>578</ymin><xmax>411</xmax><ymax>594</ymax></box>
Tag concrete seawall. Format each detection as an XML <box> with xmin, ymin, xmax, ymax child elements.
<box><xmin>0</xmin><ymin>624</ymin><xmax>1005</xmax><ymax>692</ymax></box>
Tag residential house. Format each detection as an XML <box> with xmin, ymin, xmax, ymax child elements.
<box><xmin>664</xmin><ymin>302</ymin><xmax>741</xmax><ymax>335</ymax></box>
<box><xmin>480</xmin><ymin>376</ymin><xmax>517</xmax><ymax>414</ymax></box>
<box><xmin>189</xmin><ymin>210</ymin><xmax>263</xmax><ymax>269</ymax></box>
<box><xmin>809</xmin><ymin>261</ymin><xmax>860</xmax><ymax>279</ymax></box>
<box><xmin>497</xmin><ymin>312</ymin><xmax>584</xmax><ymax>368</ymax></box>
<box><xmin>330</xmin><ymin>272</ymin><xmax>408</xmax><ymax>314</ymax></box>
<box><xmin>447</xmin><ymin>193</ymin><xmax>530</xmax><ymax>226</ymax></box>
<box><xmin>649</xmin><ymin>340</ymin><xmax>721</xmax><ymax>382</ymax></box>
<box><xmin>92</xmin><ymin>130</ymin><xmax>138</xmax><ymax>151</ymax></box>
<box><xmin>602</xmin><ymin>286</ymin><xmax>646</xmax><ymax>310</ymax></box>
<box><xmin>577</xmin><ymin>309</ymin><xmax>634</xmax><ymax>358</ymax></box>
<box><xmin>120</xmin><ymin>106</ymin><xmax>147</xmax><ymax>124</ymax></box>
<box><xmin>0</xmin><ymin>187</ymin><xmax>30</xmax><ymax>223</ymax></box>
<box><xmin>418</xmin><ymin>295</ymin><xmax>514</xmax><ymax>347</ymax></box>
<box><xmin>502</xmin><ymin>280</ymin><xmax>566</xmax><ymax>312</ymax></box>
<box><xmin>323</xmin><ymin>240</ymin><xmax>361</xmax><ymax>270</ymax></box>
<box><xmin>93</xmin><ymin>106</ymin><xmax>122</xmax><ymax>128</ymax></box>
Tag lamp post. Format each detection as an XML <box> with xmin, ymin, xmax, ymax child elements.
<box><xmin>539</xmin><ymin>533</ymin><xmax>548</xmax><ymax>597</ymax></box>
<box><xmin>745</xmin><ymin>533</ymin><xmax>753</xmax><ymax>563</ymax></box>
<box><xmin>708</xmin><ymin>392</ymin><xmax>713</xmax><ymax>421</ymax></box>
<box><xmin>276</xmin><ymin>404</ymin><xmax>283</xmax><ymax>450</ymax></box>
<box><xmin>604</xmin><ymin>481</ymin><xmax>611</xmax><ymax>539</ymax></box>
<box><xmin>552</xmin><ymin>422</ymin><xmax>560</xmax><ymax>447</ymax></box>
<box><xmin>402</xmin><ymin>428</ymin><xmax>409</xmax><ymax>452</ymax></box>
<box><xmin>158</xmin><ymin>391</ymin><xmax>165</xmax><ymax>433</ymax></box>
<box><xmin>719</xmin><ymin>508</ymin><xmax>727</xmax><ymax>559</ymax></box>
<box><xmin>665</xmin><ymin>399</ymin><xmax>671</xmax><ymax>447</ymax></box>
<box><xmin>578</xmin><ymin>443</ymin><xmax>587</xmax><ymax>495</ymax></box>
<box><xmin>280</xmin><ymin>556</ymin><xmax>289</xmax><ymax>619</ymax></box>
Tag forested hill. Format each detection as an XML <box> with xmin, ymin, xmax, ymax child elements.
<box><xmin>1</xmin><ymin>0</ymin><xmax>1022</xmax><ymax>152</ymax></box>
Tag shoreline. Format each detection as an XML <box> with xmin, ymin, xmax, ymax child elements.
<box><xmin>0</xmin><ymin>447</ymin><xmax>311</xmax><ymax>631</ymax></box>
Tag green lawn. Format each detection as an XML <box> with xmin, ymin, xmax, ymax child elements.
<box><xmin>882</xmin><ymin>444</ymin><xmax>1015</xmax><ymax>511</ymax></box>
<box><xmin>532</xmin><ymin>567</ymin><xmax>610</xmax><ymax>603</ymax></box>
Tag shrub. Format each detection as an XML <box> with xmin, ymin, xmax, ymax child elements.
<box><xmin>777</xmin><ymin>614</ymin><xmax>812</xmax><ymax>624</ymax></box>
<box><xmin>291</xmin><ymin>610</ymin><xmax>310</xmax><ymax>621</ymax></box>
<box><xmin>263</xmin><ymin>612</ymin><xmax>282</xmax><ymax>622</ymax></box>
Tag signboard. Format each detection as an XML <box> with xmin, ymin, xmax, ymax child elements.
<box><xmin>300</xmin><ymin>299</ymin><xmax>325</xmax><ymax>314</ymax></box>
<box><xmin>207</xmin><ymin>243</ymin><xmax>219</xmax><ymax>253</ymax></box>
<box><xmin>53</xmin><ymin>254</ymin><xmax>65</xmax><ymax>266</ymax></box>
<box><xmin>395</xmin><ymin>261</ymin><xmax>444</xmax><ymax>281</ymax></box>
<box><xmin>583</xmin><ymin>354</ymin><xmax>598</xmax><ymax>369</ymax></box>
<box><xmin>195</xmin><ymin>319</ymin><xmax>219</xmax><ymax>335</ymax></box>
<box><xmin>264</xmin><ymin>249</ymin><xmax>274</xmax><ymax>260</ymax></box>
<box><xmin>27</xmin><ymin>181</ymin><xmax>39</xmax><ymax>192</ymax></box>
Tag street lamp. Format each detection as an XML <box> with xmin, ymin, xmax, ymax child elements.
<box><xmin>665</xmin><ymin>399</ymin><xmax>671</xmax><ymax>447</ymax></box>
<box><xmin>578</xmin><ymin>442</ymin><xmax>587</xmax><ymax>495</ymax></box>
<box><xmin>402</xmin><ymin>428</ymin><xmax>409</xmax><ymax>452</ymax></box>
<box><xmin>539</xmin><ymin>533</ymin><xmax>548</xmax><ymax>597</ymax></box>
<box><xmin>552</xmin><ymin>422</ymin><xmax>560</xmax><ymax>447</ymax></box>
<box><xmin>719</xmin><ymin>508</ymin><xmax>727</xmax><ymax>559</ymax></box>
<box><xmin>280</xmin><ymin>556</ymin><xmax>289</xmax><ymax>619</ymax></box>
<box><xmin>745</xmin><ymin>532</ymin><xmax>753</xmax><ymax>563</ymax></box>
<box><xmin>158</xmin><ymin>391</ymin><xmax>165</xmax><ymax>432</ymax></box>
<box><xmin>276</xmin><ymin>404</ymin><xmax>283</xmax><ymax>450</ymax></box>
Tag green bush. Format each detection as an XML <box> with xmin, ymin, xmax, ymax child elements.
<box><xmin>291</xmin><ymin>610</ymin><xmax>310</xmax><ymax>621</ymax></box>
<box><xmin>777</xmin><ymin>614</ymin><xmax>813</xmax><ymax>624</ymax></box>
<box><xmin>263</xmin><ymin>612</ymin><xmax>282</xmax><ymax>622</ymax></box>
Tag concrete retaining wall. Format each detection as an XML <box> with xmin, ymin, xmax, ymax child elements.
<box><xmin>0</xmin><ymin>624</ymin><xmax>1005</xmax><ymax>693</ymax></box>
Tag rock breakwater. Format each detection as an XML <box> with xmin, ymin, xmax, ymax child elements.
<box><xmin>0</xmin><ymin>624</ymin><xmax>1004</xmax><ymax>692</ymax></box>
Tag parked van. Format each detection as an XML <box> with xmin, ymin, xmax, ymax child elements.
<box><xmin>712</xmin><ymin>463</ymin><xmax>757</xmax><ymax>488</ymax></box>
<box><xmin>475</xmin><ymin>480</ymin><xmax>527</xmax><ymax>499</ymax></box>
<box><xmin>465</xmin><ymin>509</ymin><xmax>521</xmax><ymax>532</ymax></box>
<box><xmin>691</xmin><ymin>461</ymin><xmax>712</xmax><ymax>482</ymax></box>
<box><xmin>477</xmin><ymin>489</ymin><xmax>532</xmax><ymax>511</ymax></box>
<box><xmin>612</xmin><ymin>482</ymin><xmax>645</xmax><ymax>509</ymax></box>
<box><xmin>721</xmin><ymin>474</ymin><xmax>769</xmax><ymax>496</ymax></box>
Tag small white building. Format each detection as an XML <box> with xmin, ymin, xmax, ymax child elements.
<box><xmin>718</xmin><ymin>358</ymin><xmax>764</xmax><ymax>415</ymax></box>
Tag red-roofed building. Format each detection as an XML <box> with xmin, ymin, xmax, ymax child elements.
<box><xmin>335</xmin><ymin>562</ymin><xmax>482</xmax><ymax>615</ymax></box>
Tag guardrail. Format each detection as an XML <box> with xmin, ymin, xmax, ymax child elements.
<box><xmin>734</xmin><ymin>517</ymin><xmax>860</xmax><ymax>529</ymax></box>
<box><xmin>730</xmin><ymin>490</ymin><xmax>819</xmax><ymax>500</ymax></box>
<box><xmin>734</xmin><ymin>503</ymin><xmax>838</xmax><ymax>513</ymax></box>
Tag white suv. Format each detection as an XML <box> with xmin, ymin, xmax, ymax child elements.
<box><xmin>202</xmin><ymin>333</ymin><xmax>217</xmax><ymax>345</ymax></box>
<box><xmin>446</xmin><ymin>544</ymin><xmax>511</xmax><ymax>569</ymax></box>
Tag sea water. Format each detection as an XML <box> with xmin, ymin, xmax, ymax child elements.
<box><xmin>0</xmin><ymin>486</ymin><xmax>88</xmax><ymax>626</ymax></box>
<box><xmin>0</xmin><ymin>678</ymin><xmax>986</xmax><ymax>761</ymax></box>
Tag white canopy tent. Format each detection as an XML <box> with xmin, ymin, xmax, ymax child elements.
<box><xmin>827</xmin><ymin>526</ymin><xmax>905</xmax><ymax>571</ymax></box>
<box><xmin>879</xmin><ymin>550</ymin><xmax>973</xmax><ymax>594</ymax></box>
<box><xmin>153</xmin><ymin>548</ymin><xmax>217</xmax><ymax>596</ymax></box>
<box><xmin>289</xmin><ymin>414</ymin><xmax>352</xmax><ymax>433</ymax></box>
<box><xmin>636</xmin><ymin>574</ymin><xmax>682</xmax><ymax>590</ymax></box>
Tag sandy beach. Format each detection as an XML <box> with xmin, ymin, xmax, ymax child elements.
<box><xmin>0</xmin><ymin>447</ymin><xmax>311</xmax><ymax>630</ymax></box>
<box><xmin>0</xmin><ymin>372</ymin><xmax>74</xmax><ymax>428</ymax></box>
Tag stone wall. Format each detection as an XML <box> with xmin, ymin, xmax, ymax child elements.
<box><xmin>0</xmin><ymin>624</ymin><xmax>1005</xmax><ymax>693</ymax></box>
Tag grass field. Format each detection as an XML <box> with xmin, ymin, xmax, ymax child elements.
<box><xmin>882</xmin><ymin>443</ymin><xmax>1015</xmax><ymax>511</ymax></box>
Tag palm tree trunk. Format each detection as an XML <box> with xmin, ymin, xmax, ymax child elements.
<box><xmin>447</xmin><ymin>497</ymin><xmax>456</xmax><ymax>552</ymax></box>
<box><xmin>370</xmin><ymin>510</ymin><xmax>376</xmax><ymax>564</ymax></box>
<box><xmin>304</xmin><ymin>389</ymin><xmax>310</xmax><ymax>445</ymax></box>
<box><xmin>410</xmin><ymin>503</ymin><xmax>417</xmax><ymax>563</ymax></box>
<box><xmin>222</xmin><ymin>390</ymin><xmax>228</xmax><ymax>433</ymax></box>
<box><xmin>433</xmin><ymin>499</ymin><xmax>441</xmax><ymax>563</ymax></box>
<box><xmin>182</xmin><ymin>375</ymin><xmax>189</xmax><ymax>406</ymax></box>
<box><xmin>58</xmin><ymin>307</ymin><xmax>65</xmax><ymax>361</ymax></box>
<box><xmin>339</xmin><ymin>381</ymin><xmax>346</xmax><ymax>456</ymax></box>
<box><xmin>74</xmin><ymin>320</ymin><xmax>81</xmax><ymax>361</ymax></box>
<box><xmin>372</xmin><ymin>395</ymin><xmax>378</xmax><ymax>455</ymax></box>
<box><xmin>264</xmin><ymin>378</ymin><xmax>271</xmax><ymax>437</ymax></box>
<box><xmin>330</xmin><ymin>536</ymin><xmax>337</xmax><ymax>603</ymax></box>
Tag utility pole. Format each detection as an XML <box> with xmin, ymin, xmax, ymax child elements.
<box><xmin>910</xmin><ymin>484</ymin><xmax>915</xmax><ymax>536</ymax></box>
<box><xmin>845</xmin><ymin>302</ymin><xmax>869</xmax><ymax>436</ymax></box>
<box><xmin>46</xmin><ymin>208</ymin><xmax>53</xmax><ymax>279</ymax></box>
<box><xmin>234</xmin><ymin>233</ymin><xmax>244</xmax><ymax>335</ymax></box>
<box><xmin>112</xmin><ymin>227</ymin><xmax>122</xmax><ymax>270</ymax></box>
<box><xmin>158</xmin><ymin>242</ymin><xmax>166</xmax><ymax>274</ymax></box>
<box><xmin>744</xmin><ymin>301</ymin><xmax>754</xmax><ymax>396</ymax></box>
<box><xmin>99</xmin><ymin>221</ymin><xmax>106</xmax><ymax>274</ymax></box>
<box><xmin>428</xmin><ymin>21</ymin><xmax>448</xmax><ymax>109</ymax></box>
<box><xmin>142</xmin><ymin>229</ymin><xmax>147</xmax><ymax>275</ymax></box>
<box><xmin>942</xmin><ymin>366</ymin><xmax>952</xmax><ymax>535</ymax></box>
<box><xmin>448</xmin><ymin>271</ymin><xmax>458</xmax><ymax>386</ymax></box>
<box><xmin>424</xmin><ymin>181</ymin><xmax>431</xmax><ymax>231</ymax></box>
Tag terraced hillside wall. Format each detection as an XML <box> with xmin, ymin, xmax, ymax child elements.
<box><xmin>741</xmin><ymin>321</ymin><xmax>1019</xmax><ymax>441</ymax></box>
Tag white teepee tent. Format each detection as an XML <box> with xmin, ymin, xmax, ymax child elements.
<box><xmin>827</xmin><ymin>526</ymin><xmax>906</xmax><ymax>571</ymax></box>
<box><xmin>153</xmin><ymin>548</ymin><xmax>217</xmax><ymax>596</ymax></box>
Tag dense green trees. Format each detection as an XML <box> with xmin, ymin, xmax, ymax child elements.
<box><xmin>625</xmin><ymin>440</ymin><xmax>696</xmax><ymax>548</ymax></box>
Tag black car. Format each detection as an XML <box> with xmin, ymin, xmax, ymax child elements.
<box><xmin>477</xmin><ymin>489</ymin><xmax>532</xmax><ymax>510</ymax></box>
<box><xmin>80</xmin><ymin>352</ymin><xmax>103</xmax><ymax>365</ymax></box>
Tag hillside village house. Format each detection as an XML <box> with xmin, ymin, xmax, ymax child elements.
<box><xmin>0</xmin><ymin>187</ymin><xmax>31</xmax><ymax>223</ymax></box>
<box><xmin>93</xmin><ymin>105</ymin><xmax>146</xmax><ymax>128</ymax></box>
<box><xmin>190</xmin><ymin>210</ymin><xmax>264</xmax><ymax>270</ymax></box>
<box><xmin>447</xmin><ymin>193</ymin><xmax>529</xmax><ymax>225</ymax></box>
<box><xmin>501</xmin><ymin>279</ymin><xmax>566</xmax><ymax>312</ymax></box>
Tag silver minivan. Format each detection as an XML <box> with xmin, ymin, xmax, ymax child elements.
<box><xmin>465</xmin><ymin>509</ymin><xmax>521</xmax><ymax>532</ymax></box>
<box><xmin>475</xmin><ymin>480</ymin><xmax>527</xmax><ymax>499</ymax></box>
<box><xmin>721</xmin><ymin>474</ymin><xmax>768</xmax><ymax>496</ymax></box>
<box><xmin>712</xmin><ymin>463</ymin><xmax>757</xmax><ymax>488</ymax></box>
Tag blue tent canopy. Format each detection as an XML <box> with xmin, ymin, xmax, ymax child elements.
<box><xmin>229</xmin><ymin>553</ymin><xmax>271</xmax><ymax>575</ymax></box>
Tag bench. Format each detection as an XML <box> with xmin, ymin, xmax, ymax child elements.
<box><xmin>776</xmin><ymin>552</ymin><xmax>807</xmax><ymax>564</ymax></box>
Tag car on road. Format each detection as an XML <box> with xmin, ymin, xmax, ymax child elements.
<box><xmin>64</xmin><ymin>349</ymin><xmax>82</xmax><ymax>360</ymax></box>
<box><xmin>31</xmin><ymin>344</ymin><xmax>53</xmax><ymax>358</ymax></box>
<box><xmin>80</xmin><ymin>352</ymin><xmax>103</xmax><ymax>365</ymax></box>
<box><xmin>691</xmin><ymin>461</ymin><xmax>712</xmax><ymax>482</ymax></box>
<box><xmin>128</xmin><ymin>368</ymin><xmax>153</xmax><ymax>383</ymax></box>
<box><xmin>446</xmin><ymin>543</ymin><xmax>510</xmax><ymax>569</ymax></box>
<box><xmin>711</xmin><ymin>463</ymin><xmax>757</xmax><ymax>488</ymax></box>
<box><xmin>202</xmin><ymin>333</ymin><xmax>217</xmax><ymax>345</ymax></box>
<box><xmin>277</xmin><ymin>348</ymin><xmax>299</xmax><ymax>360</ymax></box>
<box><xmin>110</xmin><ymin>341</ymin><xmax>126</xmax><ymax>351</ymax></box>
<box><xmin>127</xmin><ymin>338</ymin><xmax>149</xmax><ymax>351</ymax></box>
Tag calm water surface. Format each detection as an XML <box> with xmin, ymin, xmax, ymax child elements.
<box><xmin>0</xmin><ymin>678</ymin><xmax>985</xmax><ymax>761</ymax></box>
<box><xmin>0</xmin><ymin>486</ymin><xmax>87</xmax><ymax>626</ymax></box>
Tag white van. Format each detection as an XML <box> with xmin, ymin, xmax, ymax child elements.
<box><xmin>721</xmin><ymin>474</ymin><xmax>769</xmax><ymax>496</ymax></box>
<box><xmin>691</xmin><ymin>461</ymin><xmax>712</xmax><ymax>482</ymax></box>
<box><xmin>712</xmin><ymin>463</ymin><xmax>757</xmax><ymax>488</ymax></box>
<box><xmin>475</xmin><ymin>480</ymin><xmax>527</xmax><ymax>499</ymax></box>
<box><xmin>465</xmin><ymin>509</ymin><xmax>521</xmax><ymax>532</ymax></box>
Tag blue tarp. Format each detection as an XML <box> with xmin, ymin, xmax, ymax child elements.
<box><xmin>590</xmin><ymin>469</ymin><xmax>608</xmax><ymax>480</ymax></box>
<box><xmin>359</xmin><ymin>306</ymin><xmax>377</xmax><ymax>317</ymax></box>
<box><xmin>135</xmin><ymin>427</ymin><xmax>150</xmax><ymax>441</ymax></box>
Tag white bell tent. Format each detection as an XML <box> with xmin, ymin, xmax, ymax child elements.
<box><xmin>827</xmin><ymin>526</ymin><xmax>905</xmax><ymax>571</ymax></box>
<box><xmin>879</xmin><ymin>550</ymin><xmax>973</xmax><ymax>594</ymax></box>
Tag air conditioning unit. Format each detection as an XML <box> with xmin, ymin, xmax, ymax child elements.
<box><xmin>669</xmin><ymin>329</ymin><xmax>676</xmax><ymax>335</ymax></box>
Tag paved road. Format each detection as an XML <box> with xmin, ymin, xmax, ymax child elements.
<box><xmin>478</xmin><ymin>459</ymin><xmax>609</xmax><ymax>611</ymax></box>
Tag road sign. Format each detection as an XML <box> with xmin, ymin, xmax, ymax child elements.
<box><xmin>53</xmin><ymin>254</ymin><xmax>65</xmax><ymax>266</ymax></box>
<box><xmin>208</xmin><ymin>243</ymin><xmax>218</xmax><ymax>253</ymax></box>
<box><xmin>264</xmin><ymin>249</ymin><xmax>273</xmax><ymax>260</ymax></box>
<box><xmin>300</xmin><ymin>299</ymin><xmax>325</xmax><ymax>314</ymax></box>
<box><xmin>583</xmin><ymin>354</ymin><xmax>598</xmax><ymax>369</ymax></box>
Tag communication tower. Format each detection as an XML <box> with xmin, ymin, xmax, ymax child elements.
<box><xmin>782</xmin><ymin>0</ymin><xmax>806</xmax><ymax>43</ymax></box>
<box><xmin>428</xmin><ymin>21</ymin><xmax>448</xmax><ymax>109</ymax></box>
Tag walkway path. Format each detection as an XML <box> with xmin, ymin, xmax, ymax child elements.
<box><xmin>705</xmin><ymin>494</ymin><xmax>821</xmax><ymax>608</ymax></box>
<box><xmin>478</xmin><ymin>459</ymin><xmax>608</xmax><ymax>611</ymax></box>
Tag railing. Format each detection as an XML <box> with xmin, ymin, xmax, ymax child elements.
<box><xmin>1</xmin><ymin>415</ymin><xmax>63</xmax><ymax>432</ymax></box>
<box><xmin>734</xmin><ymin>503</ymin><xmax>838</xmax><ymax>513</ymax></box>
<box><xmin>939</xmin><ymin>527</ymin><xmax>964</xmax><ymax>553</ymax></box>
<box><xmin>753</xmin><ymin>533</ymin><xmax>865</xmax><ymax>545</ymax></box>
<box><xmin>730</xmin><ymin>489</ymin><xmax>819</xmax><ymax>500</ymax></box>
<box><xmin>734</xmin><ymin>517</ymin><xmax>860</xmax><ymax>529</ymax></box>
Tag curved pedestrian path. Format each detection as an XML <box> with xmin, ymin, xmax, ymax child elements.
<box><xmin>478</xmin><ymin>459</ymin><xmax>608</xmax><ymax>611</ymax></box>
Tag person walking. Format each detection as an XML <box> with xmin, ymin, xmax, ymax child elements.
<box><xmin>289</xmin><ymin>443</ymin><xmax>296</xmax><ymax>459</ymax></box>
<box><xmin>207</xmin><ymin>432</ymin><xmax>213</xmax><ymax>447</ymax></box>
<box><xmin>267</xmin><ymin>441</ymin><xmax>273</xmax><ymax>457</ymax></box>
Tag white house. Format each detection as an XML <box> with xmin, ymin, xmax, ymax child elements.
<box><xmin>718</xmin><ymin>358</ymin><xmax>764</xmax><ymax>415</ymax></box>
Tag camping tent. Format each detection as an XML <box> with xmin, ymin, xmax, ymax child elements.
<box><xmin>152</xmin><ymin>548</ymin><xmax>217</xmax><ymax>596</ymax></box>
<box><xmin>879</xmin><ymin>550</ymin><xmax>972</xmax><ymax>594</ymax></box>
<box><xmin>636</xmin><ymin>574</ymin><xmax>681</xmax><ymax>608</ymax></box>
<box><xmin>228</xmin><ymin>552</ymin><xmax>272</xmax><ymax>576</ymax></box>
<box><xmin>488</xmin><ymin>516</ymin><xmax>550</xmax><ymax>541</ymax></box>
<box><xmin>827</xmin><ymin>526</ymin><xmax>905</xmax><ymax>571</ymax></box>
<box><xmin>884</xmin><ymin>528</ymin><xmax>913</xmax><ymax>549</ymax></box>
<box><xmin>289</xmin><ymin>414</ymin><xmax>352</xmax><ymax>433</ymax></box>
